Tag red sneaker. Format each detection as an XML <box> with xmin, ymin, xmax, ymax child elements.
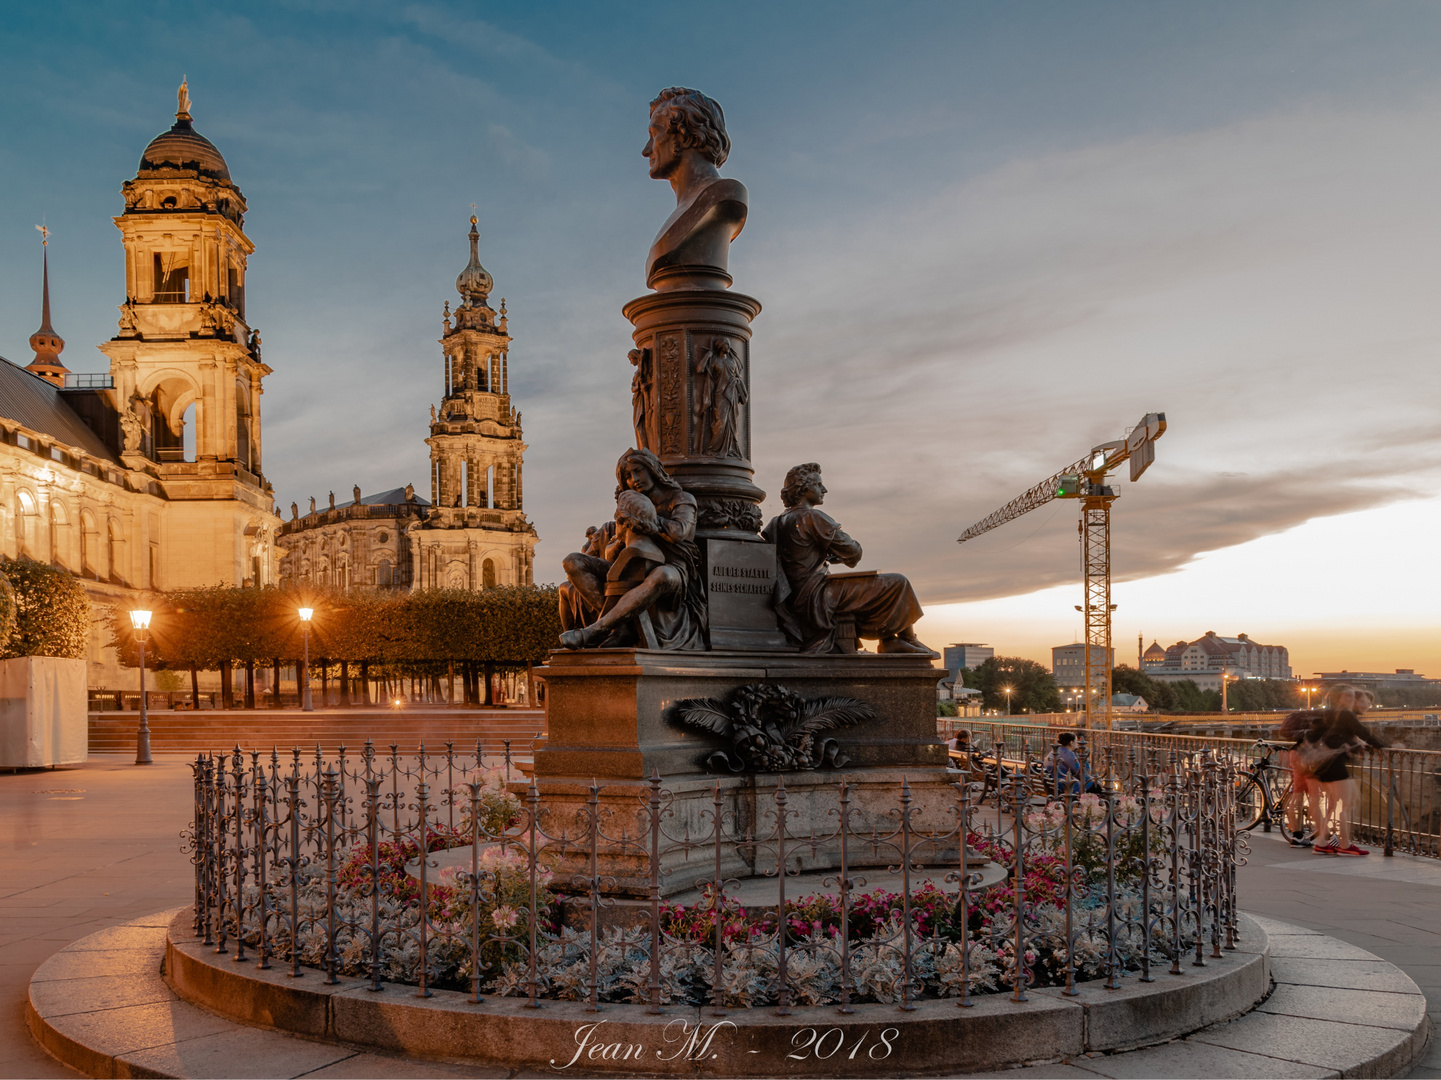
<box><xmin>1313</xmin><ymin>839</ymin><xmax>1340</xmax><ymax>855</ymax></box>
<box><xmin>1335</xmin><ymin>844</ymin><xmax>1370</xmax><ymax>856</ymax></box>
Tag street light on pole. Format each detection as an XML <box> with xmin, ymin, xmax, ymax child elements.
<box><xmin>298</xmin><ymin>607</ymin><xmax>314</xmax><ymax>712</ymax></box>
<box><xmin>129</xmin><ymin>609</ymin><xmax>152</xmax><ymax>765</ymax></box>
<box><xmin>1003</xmin><ymin>686</ymin><xmax>1013</xmax><ymax>716</ymax></box>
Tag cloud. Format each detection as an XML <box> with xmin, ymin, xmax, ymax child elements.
<box><xmin>708</xmin><ymin>100</ymin><xmax>1441</xmax><ymax>603</ymax></box>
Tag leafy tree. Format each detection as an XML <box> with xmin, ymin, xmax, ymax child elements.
<box><xmin>1169</xmin><ymin>679</ymin><xmax>1221</xmax><ymax>712</ymax></box>
<box><xmin>0</xmin><ymin>557</ymin><xmax>88</xmax><ymax>659</ymax></box>
<box><xmin>962</xmin><ymin>656</ymin><xmax>1060</xmax><ymax>713</ymax></box>
<box><xmin>1225</xmin><ymin>678</ymin><xmax>1300</xmax><ymax>712</ymax></box>
<box><xmin>1110</xmin><ymin>665</ymin><xmax>1176</xmax><ymax>711</ymax></box>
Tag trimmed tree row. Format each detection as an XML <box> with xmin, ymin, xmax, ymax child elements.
<box><xmin>105</xmin><ymin>584</ymin><xmax>561</xmax><ymax>708</ymax></box>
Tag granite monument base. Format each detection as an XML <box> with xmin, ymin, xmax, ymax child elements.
<box><xmin>534</xmin><ymin>648</ymin><xmax>948</xmax><ymax>780</ymax></box>
<box><xmin>522</xmin><ymin>767</ymin><xmax>981</xmax><ymax>899</ymax></box>
<box><xmin>530</xmin><ymin>648</ymin><xmax>960</xmax><ymax>897</ymax></box>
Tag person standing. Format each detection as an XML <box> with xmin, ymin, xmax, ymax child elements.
<box><xmin>1310</xmin><ymin>687</ymin><xmax>1384</xmax><ymax>856</ymax></box>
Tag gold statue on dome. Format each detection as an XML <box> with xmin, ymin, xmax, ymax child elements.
<box><xmin>177</xmin><ymin>78</ymin><xmax>191</xmax><ymax>119</ymax></box>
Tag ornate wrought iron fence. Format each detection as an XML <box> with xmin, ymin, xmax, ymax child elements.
<box><xmin>960</xmin><ymin>721</ymin><xmax>1441</xmax><ymax>860</ymax></box>
<box><xmin>186</xmin><ymin>739</ymin><xmax>1247</xmax><ymax>1009</ymax></box>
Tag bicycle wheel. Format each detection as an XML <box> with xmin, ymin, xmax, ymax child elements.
<box><xmin>1234</xmin><ymin>775</ymin><xmax>1266</xmax><ymax>831</ymax></box>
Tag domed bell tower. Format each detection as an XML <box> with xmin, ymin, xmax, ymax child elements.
<box><xmin>98</xmin><ymin>82</ymin><xmax>277</xmax><ymax>587</ymax></box>
<box><xmin>415</xmin><ymin>217</ymin><xmax>536</xmax><ymax>589</ymax></box>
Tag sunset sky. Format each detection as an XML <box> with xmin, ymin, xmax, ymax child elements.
<box><xmin>2</xmin><ymin>2</ymin><xmax>1438</xmax><ymax>677</ymax></box>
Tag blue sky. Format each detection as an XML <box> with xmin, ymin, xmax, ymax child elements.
<box><xmin>3</xmin><ymin>2</ymin><xmax>1440</xmax><ymax>672</ymax></box>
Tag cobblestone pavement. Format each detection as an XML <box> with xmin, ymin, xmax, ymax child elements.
<box><xmin>2</xmin><ymin>757</ymin><xmax>1438</xmax><ymax>1079</ymax></box>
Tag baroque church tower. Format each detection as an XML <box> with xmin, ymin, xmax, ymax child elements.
<box><xmin>96</xmin><ymin>82</ymin><xmax>277</xmax><ymax>586</ymax></box>
<box><xmin>415</xmin><ymin>218</ymin><xmax>536</xmax><ymax>589</ymax></box>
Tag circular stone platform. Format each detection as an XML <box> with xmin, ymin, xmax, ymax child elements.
<box><xmin>25</xmin><ymin>909</ymin><xmax>1431</xmax><ymax>1078</ymax></box>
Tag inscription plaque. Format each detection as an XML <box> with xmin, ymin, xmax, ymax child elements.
<box><xmin>705</xmin><ymin>538</ymin><xmax>791</xmax><ymax>651</ymax></box>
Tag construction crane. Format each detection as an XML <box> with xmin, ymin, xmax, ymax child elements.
<box><xmin>957</xmin><ymin>413</ymin><xmax>1166</xmax><ymax>730</ymax></box>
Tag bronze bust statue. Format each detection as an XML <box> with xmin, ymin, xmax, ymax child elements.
<box><xmin>559</xmin><ymin>449</ymin><xmax>707</xmax><ymax>650</ymax></box>
<box><xmin>763</xmin><ymin>463</ymin><xmax>935</xmax><ymax>656</ymax></box>
<box><xmin>643</xmin><ymin>87</ymin><xmax>747</xmax><ymax>292</ymax></box>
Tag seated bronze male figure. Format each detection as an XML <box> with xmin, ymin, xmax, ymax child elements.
<box><xmin>763</xmin><ymin>463</ymin><xmax>935</xmax><ymax>656</ymax></box>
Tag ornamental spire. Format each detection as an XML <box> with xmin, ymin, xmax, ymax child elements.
<box><xmin>27</xmin><ymin>227</ymin><xmax>68</xmax><ymax>386</ymax></box>
<box><xmin>455</xmin><ymin>215</ymin><xmax>494</xmax><ymax>305</ymax></box>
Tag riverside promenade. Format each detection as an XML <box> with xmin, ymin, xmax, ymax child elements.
<box><xmin>3</xmin><ymin>754</ymin><xmax>1438</xmax><ymax>1079</ymax></box>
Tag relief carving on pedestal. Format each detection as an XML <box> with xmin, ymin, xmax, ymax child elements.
<box><xmin>693</xmin><ymin>336</ymin><xmax>747</xmax><ymax>459</ymax></box>
<box><xmin>658</xmin><ymin>334</ymin><xmax>684</xmax><ymax>454</ymax></box>
<box><xmin>668</xmin><ymin>683</ymin><xmax>876</xmax><ymax>773</ymax></box>
<box><xmin>696</xmin><ymin>497</ymin><xmax>762</xmax><ymax>533</ymax></box>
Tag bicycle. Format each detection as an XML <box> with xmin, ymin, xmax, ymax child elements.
<box><xmin>1234</xmin><ymin>739</ymin><xmax>1309</xmax><ymax>834</ymax></box>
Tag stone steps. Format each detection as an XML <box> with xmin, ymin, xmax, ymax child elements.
<box><xmin>23</xmin><ymin>909</ymin><xmax>1432</xmax><ymax>1078</ymax></box>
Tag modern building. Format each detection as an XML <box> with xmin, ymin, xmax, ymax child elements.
<box><xmin>0</xmin><ymin>83</ymin><xmax>279</xmax><ymax>689</ymax></box>
<box><xmin>277</xmin><ymin>218</ymin><xmax>538</xmax><ymax>591</ymax></box>
<box><xmin>1142</xmin><ymin>631</ymin><xmax>1291</xmax><ymax>687</ymax></box>
<box><xmin>1051</xmin><ymin>643</ymin><xmax>1114</xmax><ymax>688</ymax></box>
<box><xmin>1314</xmin><ymin>670</ymin><xmax>1440</xmax><ymax>694</ymax></box>
<box><xmin>942</xmin><ymin>642</ymin><xmax>993</xmax><ymax>680</ymax></box>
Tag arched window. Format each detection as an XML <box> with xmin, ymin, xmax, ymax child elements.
<box><xmin>81</xmin><ymin>511</ymin><xmax>101</xmax><ymax>579</ymax></box>
<box><xmin>482</xmin><ymin>558</ymin><xmax>496</xmax><ymax>589</ymax></box>
<box><xmin>376</xmin><ymin>559</ymin><xmax>392</xmax><ymax>586</ymax></box>
<box><xmin>108</xmin><ymin>518</ymin><xmax>125</xmax><ymax>583</ymax></box>
<box><xmin>236</xmin><ymin>379</ymin><xmax>253</xmax><ymax>473</ymax></box>
<box><xmin>181</xmin><ymin>402</ymin><xmax>197</xmax><ymax>462</ymax></box>
<box><xmin>49</xmin><ymin>501</ymin><xmax>68</xmax><ymax>569</ymax></box>
<box><xmin>16</xmin><ymin>490</ymin><xmax>38</xmax><ymax>558</ymax></box>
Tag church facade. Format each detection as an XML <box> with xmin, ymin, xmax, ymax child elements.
<box><xmin>275</xmin><ymin>218</ymin><xmax>538</xmax><ymax>591</ymax></box>
<box><xmin>0</xmin><ymin>83</ymin><xmax>279</xmax><ymax>688</ymax></box>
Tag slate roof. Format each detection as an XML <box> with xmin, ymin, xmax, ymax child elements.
<box><xmin>342</xmin><ymin>487</ymin><xmax>431</xmax><ymax>508</ymax></box>
<box><xmin>0</xmin><ymin>356</ymin><xmax>115</xmax><ymax>462</ymax></box>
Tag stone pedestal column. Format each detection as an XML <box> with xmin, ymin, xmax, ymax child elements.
<box><xmin>623</xmin><ymin>288</ymin><xmax>763</xmax><ymax>538</ymax></box>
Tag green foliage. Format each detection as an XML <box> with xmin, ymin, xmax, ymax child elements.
<box><xmin>108</xmin><ymin>584</ymin><xmax>563</xmax><ymax>671</ymax></box>
<box><xmin>1168</xmin><ymin>679</ymin><xmax>1221</xmax><ymax>712</ymax></box>
<box><xmin>1110</xmin><ymin>665</ymin><xmax>1174</xmax><ymax>711</ymax></box>
<box><xmin>0</xmin><ymin>557</ymin><xmax>89</xmax><ymax>659</ymax></box>
<box><xmin>1374</xmin><ymin>684</ymin><xmax>1441</xmax><ymax>708</ymax></box>
<box><xmin>962</xmin><ymin>656</ymin><xmax>1060</xmax><ymax>713</ymax></box>
<box><xmin>937</xmin><ymin>699</ymin><xmax>958</xmax><ymax>718</ymax></box>
<box><xmin>0</xmin><ymin>569</ymin><xmax>16</xmax><ymax>652</ymax></box>
<box><xmin>1223</xmin><ymin>678</ymin><xmax>1301</xmax><ymax>712</ymax></box>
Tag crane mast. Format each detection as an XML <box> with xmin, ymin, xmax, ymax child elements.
<box><xmin>957</xmin><ymin>413</ymin><xmax>1165</xmax><ymax>730</ymax></box>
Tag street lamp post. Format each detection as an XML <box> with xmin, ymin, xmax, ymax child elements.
<box><xmin>1302</xmin><ymin>684</ymin><xmax>1316</xmax><ymax>709</ymax></box>
<box><xmin>1003</xmin><ymin>686</ymin><xmax>1013</xmax><ymax>716</ymax></box>
<box><xmin>298</xmin><ymin>607</ymin><xmax>314</xmax><ymax>712</ymax></box>
<box><xmin>1221</xmin><ymin>673</ymin><xmax>1231</xmax><ymax>713</ymax></box>
<box><xmin>130</xmin><ymin>609</ymin><xmax>152</xmax><ymax>765</ymax></box>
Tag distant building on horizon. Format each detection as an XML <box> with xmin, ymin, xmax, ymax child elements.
<box><xmin>942</xmin><ymin>643</ymin><xmax>993</xmax><ymax>680</ymax></box>
<box><xmin>1314</xmin><ymin>669</ymin><xmax>1439</xmax><ymax>693</ymax></box>
<box><xmin>1140</xmin><ymin>631</ymin><xmax>1291</xmax><ymax>691</ymax></box>
<box><xmin>1051</xmin><ymin>643</ymin><xmax>1114</xmax><ymax>688</ymax></box>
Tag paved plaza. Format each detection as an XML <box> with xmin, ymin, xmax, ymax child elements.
<box><xmin>3</xmin><ymin>755</ymin><xmax>1438</xmax><ymax>1079</ymax></box>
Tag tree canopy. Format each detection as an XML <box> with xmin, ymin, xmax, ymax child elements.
<box><xmin>107</xmin><ymin>584</ymin><xmax>561</xmax><ymax>672</ymax></box>
<box><xmin>1</xmin><ymin>556</ymin><xmax>87</xmax><ymax>660</ymax></box>
<box><xmin>962</xmin><ymin>656</ymin><xmax>1061</xmax><ymax>713</ymax></box>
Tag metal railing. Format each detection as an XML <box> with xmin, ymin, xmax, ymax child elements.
<box><xmin>186</xmin><ymin>740</ymin><xmax>1246</xmax><ymax>1009</ymax></box>
<box><xmin>61</xmin><ymin>372</ymin><xmax>114</xmax><ymax>389</ymax></box>
<box><xmin>951</xmin><ymin>720</ymin><xmax>1441</xmax><ymax>861</ymax></box>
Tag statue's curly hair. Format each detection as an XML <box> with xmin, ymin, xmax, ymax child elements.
<box><xmin>649</xmin><ymin>87</ymin><xmax>730</xmax><ymax>167</ymax></box>
<box><xmin>615</xmin><ymin>489</ymin><xmax>659</xmax><ymax>533</ymax></box>
<box><xmin>780</xmin><ymin>462</ymin><xmax>823</xmax><ymax>508</ymax></box>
